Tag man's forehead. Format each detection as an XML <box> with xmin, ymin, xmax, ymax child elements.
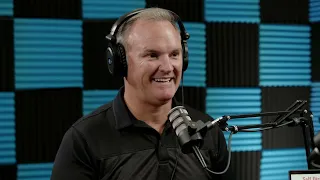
<box><xmin>130</xmin><ymin>28</ymin><xmax>180</xmax><ymax>40</ymax></box>
<box><xmin>130</xmin><ymin>19</ymin><xmax>179</xmax><ymax>33</ymax></box>
<box><xmin>139</xmin><ymin>35</ymin><xmax>182</xmax><ymax>48</ymax></box>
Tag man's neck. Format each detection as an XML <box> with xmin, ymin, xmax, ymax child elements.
<box><xmin>123</xmin><ymin>88</ymin><xmax>172</xmax><ymax>134</ymax></box>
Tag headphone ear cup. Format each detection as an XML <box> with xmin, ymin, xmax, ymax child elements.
<box><xmin>182</xmin><ymin>41</ymin><xmax>188</xmax><ymax>72</ymax></box>
<box><xmin>105</xmin><ymin>33</ymin><xmax>128</xmax><ymax>77</ymax></box>
<box><xmin>117</xmin><ymin>43</ymin><xmax>128</xmax><ymax>77</ymax></box>
<box><xmin>106</xmin><ymin>43</ymin><xmax>117</xmax><ymax>76</ymax></box>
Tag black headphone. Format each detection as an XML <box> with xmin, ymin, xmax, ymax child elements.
<box><xmin>105</xmin><ymin>8</ymin><xmax>190</xmax><ymax>77</ymax></box>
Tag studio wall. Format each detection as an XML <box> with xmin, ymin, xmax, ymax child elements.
<box><xmin>0</xmin><ymin>0</ymin><xmax>319</xmax><ymax>179</ymax></box>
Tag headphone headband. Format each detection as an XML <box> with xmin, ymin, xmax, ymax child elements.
<box><xmin>107</xmin><ymin>8</ymin><xmax>189</xmax><ymax>41</ymax></box>
<box><xmin>108</xmin><ymin>8</ymin><xmax>145</xmax><ymax>39</ymax></box>
<box><xmin>105</xmin><ymin>8</ymin><xmax>190</xmax><ymax>77</ymax></box>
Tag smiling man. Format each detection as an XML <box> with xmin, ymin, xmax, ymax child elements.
<box><xmin>51</xmin><ymin>7</ymin><xmax>231</xmax><ymax>180</ymax></box>
<box><xmin>123</xmin><ymin>17</ymin><xmax>183</xmax><ymax>134</ymax></box>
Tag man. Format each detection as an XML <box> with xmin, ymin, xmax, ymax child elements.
<box><xmin>51</xmin><ymin>7</ymin><xmax>231</xmax><ymax>180</ymax></box>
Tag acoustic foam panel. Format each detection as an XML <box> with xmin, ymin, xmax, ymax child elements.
<box><xmin>82</xmin><ymin>0</ymin><xmax>145</xmax><ymax>19</ymax></box>
<box><xmin>229</xmin><ymin>151</ymin><xmax>261</xmax><ymax>180</ymax></box>
<box><xmin>146</xmin><ymin>0</ymin><xmax>204</xmax><ymax>22</ymax></box>
<box><xmin>15</xmin><ymin>88</ymin><xmax>82</xmax><ymax>163</ymax></box>
<box><xmin>14</xmin><ymin>18</ymin><xmax>83</xmax><ymax>90</ymax></box>
<box><xmin>175</xmin><ymin>86</ymin><xmax>206</xmax><ymax>113</ymax></box>
<box><xmin>311</xmin><ymin>23</ymin><xmax>320</xmax><ymax>81</ymax></box>
<box><xmin>261</xmin><ymin>87</ymin><xmax>311</xmax><ymax>149</ymax></box>
<box><xmin>0</xmin><ymin>165</ymin><xmax>16</xmax><ymax>180</ymax></box>
<box><xmin>0</xmin><ymin>1</ymin><xmax>315</xmax><ymax>180</ymax></box>
<box><xmin>206</xmin><ymin>22</ymin><xmax>259</xmax><ymax>87</ymax></box>
<box><xmin>206</xmin><ymin>88</ymin><xmax>262</xmax><ymax>151</ymax></box>
<box><xmin>311</xmin><ymin>82</ymin><xmax>320</xmax><ymax>133</ymax></box>
<box><xmin>0</xmin><ymin>18</ymin><xmax>14</xmax><ymax>91</ymax></box>
<box><xmin>309</xmin><ymin>0</ymin><xmax>320</xmax><ymax>22</ymax></box>
<box><xmin>14</xmin><ymin>0</ymin><xmax>82</xmax><ymax>19</ymax></box>
<box><xmin>260</xmin><ymin>0</ymin><xmax>309</xmax><ymax>24</ymax></box>
<box><xmin>259</xmin><ymin>24</ymin><xmax>311</xmax><ymax>86</ymax></box>
<box><xmin>204</xmin><ymin>0</ymin><xmax>260</xmax><ymax>23</ymax></box>
<box><xmin>182</xmin><ymin>22</ymin><xmax>206</xmax><ymax>87</ymax></box>
<box><xmin>82</xmin><ymin>90</ymin><xmax>118</xmax><ymax>116</ymax></box>
<box><xmin>0</xmin><ymin>0</ymin><xmax>13</xmax><ymax>16</ymax></box>
<box><xmin>17</xmin><ymin>163</ymin><xmax>53</xmax><ymax>180</ymax></box>
<box><xmin>0</xmin><ymin>92</ymin><xmax>15</xmax><ymax>165</ymax></box>
<box><xmin>260</xmin><ymin>148</ymin><xmax>308</xmax><ymax>180</ymax></box>
<box><xmin>83</xmin><ymin>20</ymin><xmax>124</xmax><ymax>90</ymax></box>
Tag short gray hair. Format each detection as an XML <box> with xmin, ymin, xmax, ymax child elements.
<box><xmin>116</xmin><ymin>7</ymin><xmax>180</xmax><ymax>50</ymax></box>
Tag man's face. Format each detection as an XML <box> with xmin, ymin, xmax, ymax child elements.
<box><xmin>125</xmin><ymin>19</ymin><xmax>183</xmax><ymax>105</ymax></box>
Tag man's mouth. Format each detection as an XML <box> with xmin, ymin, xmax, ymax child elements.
<box><xmin>152</xmin><ymin>78</ymin><xmax>174</xmax><ymax>83</ymax></box>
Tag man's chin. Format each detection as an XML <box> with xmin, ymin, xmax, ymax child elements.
<box><xmin>149</xmin><ymin>88</ymin><xmax>176</xmax><ymax>103</ymax></box>
<box><xmin>155</xmin><ymin>94</ymin><xmax>174</xmax><ymax>104</ymax></box>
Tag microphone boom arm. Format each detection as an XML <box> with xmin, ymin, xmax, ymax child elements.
<box><xmin>220</xmin><ymin>100</ymin><xmax>315</xmax><ymax>161</ymax></box>
<box><xmin>189</xmin><ymin>100</ymin><xmax>315</xmax><ymax>174</ymax></box>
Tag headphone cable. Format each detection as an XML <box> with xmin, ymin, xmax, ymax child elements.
<box><xmin>181</xmin><ymin>75</ymin><xmax>184</xmax><ymax>106</ymax></box>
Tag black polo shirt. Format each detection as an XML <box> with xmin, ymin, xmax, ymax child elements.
<box><xmin>51</xmin><ymin>87</ymin><xmax>232</xmax><ymax>180</ymax></box>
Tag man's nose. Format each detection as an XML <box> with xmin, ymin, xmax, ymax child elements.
<box><xmin>159</xmin><ymin>56</ymin><xmax>174</xmax><ymax>73</ymax></box>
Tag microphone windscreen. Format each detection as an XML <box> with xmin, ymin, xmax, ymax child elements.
<box><xmin>168</xmin><ymin>106</ymin><xmax>191</xmax><ymax>122</ymax></box>
<box><xmin>168</xmin><ymin>106</ymin><xmax>204</xmax><ymax>154</ymax></box>
<box><xmin>168</xmin><ymin>106</ymin><xmax>191</xmax><ymax>136</ymax></box>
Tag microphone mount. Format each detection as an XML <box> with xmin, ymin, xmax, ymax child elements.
<box><xmin>187</xmin><ymin>100</ymin><xmax>315</xmax><ymax>175</ymax></box>
<box><xmin>221</xmin><ymin>100</ymin><xmax>315</xmax><ymax>164</ymax></box>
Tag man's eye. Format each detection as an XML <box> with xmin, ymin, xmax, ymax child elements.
<box><xmin>171</xmin><ymin>52</ymin><xmax>179</xmax><ymax>58</ymax></box>
<box><xmin>149</xmin><ymin>53</ymin><xmax>158</xmax><ymax>58</ymax></box>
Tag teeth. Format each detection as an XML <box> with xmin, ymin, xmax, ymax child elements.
<box><xmin>153</xmin><ymin>78</ymin><xmax>171</xmax><ymax>82</ymax></box>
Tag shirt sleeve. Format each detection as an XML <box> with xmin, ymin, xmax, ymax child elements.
<box><xmin>50</xmin><ymin>126</ymin><xmax>98</xmax><ymax>180</ymax></box>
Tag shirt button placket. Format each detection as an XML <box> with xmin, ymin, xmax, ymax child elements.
<box><xmin>156</xmin><ymin>138</ymin><xmax>172</xmax><ymax>180</ymax></box>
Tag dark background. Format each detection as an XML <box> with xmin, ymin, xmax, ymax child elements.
<box><xmin>0</xmin><ymin>0</ymin><xmax>319</xmax><ymax>179</ymax></box>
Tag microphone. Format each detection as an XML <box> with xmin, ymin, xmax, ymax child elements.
<box><xmin>168</xmin><ymin>106</ymin><xmax>233</xmax><ymax>175</ymax></box>
<box><xmin>168</xmin><ymin>106</ymin><xmax>224</xmax><ymax>154</ymax></box>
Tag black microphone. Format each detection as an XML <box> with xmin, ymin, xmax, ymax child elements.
<box><xmin>168</xmin><ymin>106</ymin><xmax>223</xmax><ymax>154</ymax></box>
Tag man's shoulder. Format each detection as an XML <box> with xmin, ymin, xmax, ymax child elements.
<box><xmin>71</xmin><ymin>100</ymin><xmax>115</xmax><ymax>135</ymax></box>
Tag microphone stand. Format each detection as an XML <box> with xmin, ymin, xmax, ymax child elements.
<box><xmin>223</xmin><ymin>100</ymin><xmax>314</xmax><ymax>161</ymax></box>
<box><xmin>190</xmin><ymin>100</ymin><xmax>315</xmax><ymax>174</ymax></box>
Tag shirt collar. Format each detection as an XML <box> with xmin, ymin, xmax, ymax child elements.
<box><xmin>113</xmin><ymin>86</ymin><xmax>134</xmax><ymax>130</ymax></box>
<box><xmin>113</xmin><ymin>86</ymin><xmax>181</xmax><ymax>130</ymax></box>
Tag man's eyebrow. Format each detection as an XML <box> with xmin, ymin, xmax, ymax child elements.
<box><xmin>143</xmin><ymin>49</ymin><xmax>159</xmax><ymax>53</ymax></box>
<box><xmin>139</xmin><ymin>49</ymin><xmax>159</xmax><ymax>57</ymax></box>
<box><xmin>141</xmin><ymin>48</ymin><xmax>182</xmax><ymax>54</ymax></box>
<box><xmin>171</xmin><ymin>48</ymin><xmax>182</xmax><ymax>52</ymax></box>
